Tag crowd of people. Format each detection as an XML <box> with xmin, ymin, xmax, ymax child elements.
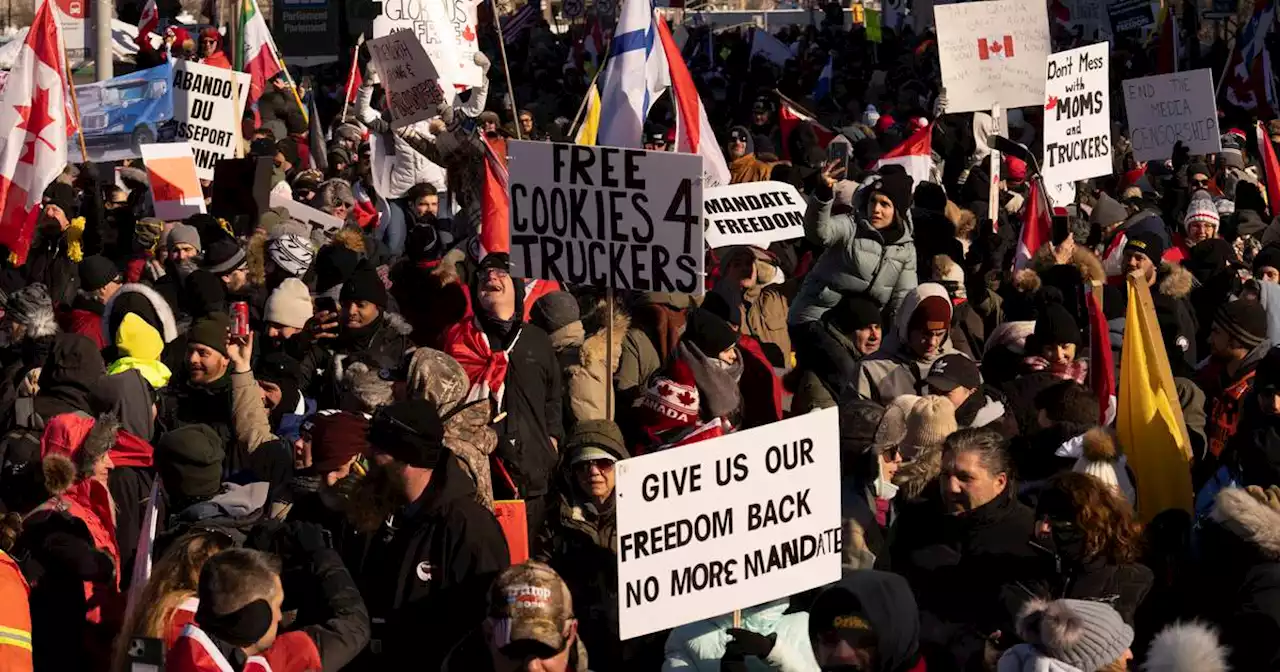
<box><xmin>1</xmin><ymin>2</ymin><xmax>1280</xmax><ymax>672</ymax></box>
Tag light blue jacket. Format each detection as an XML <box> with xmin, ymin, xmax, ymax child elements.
<box><xmin>662</xmin><ymin>600</ymin><xmax>819</xmax><ymax>671</ymax></box>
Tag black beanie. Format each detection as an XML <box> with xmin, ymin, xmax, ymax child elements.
<box><xmin>78</xmin><ymin>255</ymin><xmax>121</xmax><ymax>292</ymax></box>
<box><xmin>1256</xmin><ymin>245</ymin><xmax>1280</xmax><ymax>274</ymax></box>
<box><xmin>189</xmin><ymin>312</ymin><xmax>231</xmax><ymax>357</ymax></box>
<box><xmin>1215</xmin><ymin>299</ymin><xmax>1268</xmax><ymax>349</ymax></box>
<box><xmin>339</xmin><ymin>261</ymin><xmax>388</xmax><ymax>308</ymax></box>
<box><xmin>683</xmin><ymin>308</ymin><xmax>739</xmax><ymax>356</ymax></box>
<box><xmin>913</xmin><ymin>182</ymin><xmax>947</xmax><ymax>214</ymax></box>
<box><xmin>314</xmin><ymin>245</ymin><xmax>361</xmax><ymax>295</ymax></box>
<box><xmin>868</xmin><ymin>166</ymin><xmax>914</xmax><ymax>217</ymax></box>
<box><xmin>183</xmin><ymin>270</ymin><xmax>227</xmax><ymax>318</ymax></box>
<box><xmin>1123</xmin><ymin>229</ymin><xmax>1166</xmax><ymax>266</ymax></box>
<box><xmin>156</xmin><ymin>424</ymin><xmax>225</xmax><ymax>501</ymax></box>
<box><xmin>826</xmin><ymin>293</ymin><xmax>883</xmax><ymax>335</ymax></box>
<box><xmin>43</xmin><ymin>182</ymin><xmax>77</xmax><ymax>217</ymax></box>
<box><xmin>1033</xmin><ymin>302</ymin><xmax>1082</xmax><ymax>348</ymax></box>
<box><xmin>368</xmin><ymin>399</ymin><xmax>447</xmax><ymax>469</ymax></box>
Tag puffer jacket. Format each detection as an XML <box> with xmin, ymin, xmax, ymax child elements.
<box><xmin>789</xmin><ymin>180</ymin><xmax>918</xmax><ymax>326</ymax></box>
<box><xmin>662</xmin><ymin>599</ymin><xmax>818</xmax><ymax>671</ymax></box>
<box><xmin>851</xmin><ymin>283</ymin><xmax>963</xmax><ymax>404</ymax></box>
<box><xmin>567</xmin><ymin>311</ymin><xmax>630</xmax><ymax>425</ymax></box>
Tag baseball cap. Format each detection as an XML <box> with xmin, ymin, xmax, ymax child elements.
<box><xmin>924</xmin><ymin>354</ymin><xmax>981</xmax><ymax>392</ymax></box>
<box><xmin>570</xmin><ymin>446</ymin><xmax>618</xmax><ymax>465</ymax></box>
<box><xmin>489</xmin><ymin>562</ymin><xmax>575</xmax><ymax>656</ymax></box>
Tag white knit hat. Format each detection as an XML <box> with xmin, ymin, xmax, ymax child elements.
<box><xmin>1070</xmin><ymin>428</ymin><xmax>1137</xmax><ymax>508</ymax></box>
<box><xmin>1183</xmin><ymin>197</ymin><xmax>1220</xmax><ymax>230</ymax></box>
<box><xmin>265</xmin><ymin>277</ymin><xmax>314</xmax><ymax>330</ymax></box>
<box><xmin>267</xmin><ymin>234</ymin><xmax>315</xmax><ymax>278</ymax></box>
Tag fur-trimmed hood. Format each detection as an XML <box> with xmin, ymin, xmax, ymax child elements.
<box><xmin>102</xmin><ymin>282</ymin><xmax>179</xmax><ymax>344</ymax></box>
<box><xmin>1158</xmin><ymin>263</ymin><xmax>1194</xmax><ymax>300</ymax></box>
<box><xmin>1141</xmin><ymin>622</ymin><xmax>1230</xmax><ymax>672</ymax></box>
<box><xmin>1210</xmin><ymin>487</ymin><xmax>1280</xmax><ymax>560</ymax></box>
<box><xmin>578</xmin><ymin>310</ymin><xmax>630</xmax><ymax>374</ymax></box>
<box><xmin>1030</xmin><ymin>243</ymin><xmax>1107</xmax><ymax>287</ymax></box>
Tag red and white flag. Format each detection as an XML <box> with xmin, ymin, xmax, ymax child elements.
<box><xmin>875</xmin><ymin>123</ymin><xmax>933</xmax><ymax>187</ymax></box>
<box><xmin>1087</xmin><ymin>292</ymin><xmax>1116</xmax><ymax>424</ymax></box>
<box><xmin>654</xmin><ymin>10</ymin><xmax>730</xmax><ymax>187</ymax></box>
<box><xmin>344</xmin><ymin>36</ymin><xmax>364</xmax><ymax>106</ymax></box>
<box><xmin>241</xmin><ymin>0</ymin><xmax>282</xmax><ymax>108</ymax></box>
<box><xmin>1258</xmin><ymin>121</ymin><xmax>1280</xmax><ymax>213</ymax></box>
<box><xmin>0</xmin><ymin>0</ymin><xmax>70</xmax><ymax>265</ymax></box>
<box><xmin>778</xmin><ymin>99</ymin><xmax>836</xmax><ymax>161</ymax></box>
<box><xmin>978</xmin><ymin>36</ymin><xmax>1015</xmax><ymax>60</ymax></box>
<box><xmin>479</xmin><ymin>137</ymin><xmax>510</xmax><ymax>257</ymax></box>
<box><xmin>137</xmin><ymin>0</ymin><xmax>159</xmax><ymax>43</ymax></box>
<box><xmin>1015</xmin><ymin>180</ymin><xmax>1051</xmax><ymax>271</ymax></box>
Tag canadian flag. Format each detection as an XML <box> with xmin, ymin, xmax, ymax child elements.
<box><xmin>1014</xmin><ymin>180</ymin><xmax>1051</xmax><ymax>271</ymax></box>
<box><xmin>875</xmin><ymin>123</ymin><xmax>933</xmax><ymax>187</ymax></box>
<box><xmin>479</xmin><ymin>136</ymin><xmax>510</xmax><ymax>257</ymax></box>
<box><xmin>137</xmin><ymin>0</ymin><xmax>159</xmax><ymax>43</ymax></box>
<box><xmin>0</xmin><ymin>0</ymin><xmax>70</xmax><ymax>265</ymax></box>
<box><xmin>978</xmin><ymin>36</ymin><xmax>1015</xmax><ymax>60</ymax></box>
<box><xmin>778</xmin><ymin>99</ymin><xmax>837</xmax><ymax>161</ymax></box>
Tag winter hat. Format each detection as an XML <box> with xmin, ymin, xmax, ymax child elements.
<box><xmin>901</xmin><ymin>396</ymin><xmax>958</xmax><ymax>459</ymax></box>
<box><xmin>1034</xmin><ymin>302</ymin><xmax>1082</xmax><ymax>347</ymax></box>
<box><xmin>874</xmin><ymin>114</ymin><xmax>896</xmax><ymax>134</ymax></box>
<box><xmin>368</xmin><ymin>399</ymin><xmax>446</xmax><ymax>469</ymax></box>
<box><xmin>135</xmin><ymin>218</ymin><xmax>164</xmax><ymax>251</ymax></box>
<box><xmin>839</xmin><ymin>399</ymin><xmax>887</xmax><ymax>456</ymax></box>
<box><xmin>683</xmin><ymin>308</ymin><xmax>739</xmax><ymax>356</ymax></box>
<box><xmin>114</xmin><ymin>313</ymin><xmax>164</xmax><ymax>361</ymax></box>
<box><xmin>339</xmin><ymin>261</ymin><xmax>388</xmax><ymax>308</ymax></box>
<box><xmin>1141</xmin><ymin>622</ymin><xmax>1230</xmax><ymax>672</ymax></box>
<box><xmin>188</xmin><ymin>313</ymin><xmax>231</xmax><ymax>358</ymax></box>
<box><xmin>40</xmin><ymin>413</ymin><xmax>120</xmax><ymax>497</ymax></box>
<box><xmin>1214</xmin><ymin>298</ymin><xmax>1268</xmax><ymax>349</ymax></box>
<box><xmin>913</xmin><ymin>182</ymin><xmax>948</xmax><ymax>214</ymax></box>
<box><xmin>875</xmin><ymin>394</ymin><xmax>921</xmax><ymax>450</ymax></box>
<box><xmin>156</xmin><ymin>424</ymin><xmax>225</xmax><ymax>501</ymax></box>
<box><xmin>1089</xmin><ymin>193</ymin><xmax>1128</xmax><ymax>227</ymax></box>
<box><xmin>567</xmin><ymin>419</ymin><xmax>628</xmax><ymax>464</ymax></box>
<box><xmin>183</xmin><ymin>270</ymin><xmax>226</xmax><ymax>319</ymax></box>
<box><xmin>1187</xmin><ymin>161</ymin><xmax>1212</xmax><ymax>179</ymax></box>
<box><xmin>301</xmin><ymin>410</ymin><xmax>371</xmax><ymax>472</ymax></box>
<box><xmin>861</xmin><ymin>104</ymin><xmax>880</xmax><ymax>127</ymax></box>
<box><xmin>1123</xmin><ymin>229</ymin><xmax>1165</xmax><ymax>266</ymax></box>
<box><xmin>267</xmin><ymin>234</ymin><xmax>314</xmax><ymax>278</ymax></box>
<box><xmin>1071</xmin><ymin>428</ymin><xmax>1136</xmax><ymax>507</ymax></box>
<box><xmin>201</xmin><ymin>239</ymin><xmax>247</xmax><ymax>275</ymax></box>
<box><xmin>7</xmin><ymin>283</ymin><xmax>57</xmax><ymax>337</ymax></box>
<box><xmin>530</xmin><ymin>291</ymin><xmax>580</xmax><ymax>335</ymax></box>
<box><xmin>265</xmin><ymin>278</ymin><xmax>313</xmax><ymax>330</ymax></box>
<box><xmin>1184</xmin><ymin>198</ymin><xmax>1220</xmax><ymax>231</ymax></box>
<box><xmin>753</xmin><ymin>134</ymin><xmax>775</xmax><ymax>156</ymax></box>
<box><xmin>167</xmin><ymin>223</ymin><xmax>202</xmax><ymax>253</ymax></box>
<box><xmin>825</xmin><ymin>293</ymin><xmax>883</xmax><ymax>335</ymax></box>
<box><xmin>1003</xmin><ymin>156</ymin><xmax>1028</xmax><ymax>182</ymax></box>
<box><xmin>908</xmin><ymin>294</ymin><xmax>952</xmax><ymax>332</ymax></box>
<box><xmin>636</xmin><ymin>357</ymin><xmax>700</xmax><ymax>435</ymax></box>
<box><xmin>254</xmin><ymin>352</ymin><xmax>301</xmax><ymax>389</ymax></box>
<box><xmin>867</xmin><ymin>166</ymin><xmax>914</xmax><ymax>217</ymax></box>
<box><xmin>1012</xmin><ymin>599</ymin><xmax>1133</xmax><ymax>671</ymax></box>
<box><xmin>925</xmin><ymin>353</ymin><xmax>981</xmax><ymax>392</ymax></box>
<box><xmin>78</xmin><ymin>255</ymin><xmax>121</xmax><ymax>293</ymax></box>
<box><xmin>487</xmin><ymin>561</ymin><xmax>576</xmax><ymax>653</ymax></box>
<box><xmin>314</xmin><ymin>244</ymin><xmax>361</xmax><ymax>295</ymax></box>
<box><xmin>43</xmin><ymin>182</ymin><xmax>76</xmax><ymax>216</ymax></box>
<box><xmin>1255</xmin><ymin>244</ymin><xmax>1280</xmax><ymax>273</ymax></box>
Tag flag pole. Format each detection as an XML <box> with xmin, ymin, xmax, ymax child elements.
<box><xmin>57</xmin><ymin>13</ymin><xmax>90</xmax><ymax>163</ymax></box>
<box><xmin>489</xmin><ymin>0</ymin><xmax>523</xmax><ymax>140</ymax></box>
<box><xmin>342</xmin><ymin>35</ymin><xmax>366</xmax><ymax>123</ymax></box>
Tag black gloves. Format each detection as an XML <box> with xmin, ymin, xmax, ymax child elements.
<box><xmin>721</xmin><ymin>627</ymin><xmax>777</xmax><ymax>669</ymax></box>
<box><xmin>1171</xmin><ymin>140</ymin><xmax>1189</xmax><ymax>174</ymax></box>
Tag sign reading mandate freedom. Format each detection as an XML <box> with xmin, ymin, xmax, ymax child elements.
<box><xmin>703</xmin><ymin>181</ymin><xmax>806</xmax><ymax>249</ymax></box>
<box><xmin>508</xmin><ymin>142</ymin><xmax>704</xmax><ymax>294</ymax></box>
<box><xmin>615</xmin><ymin>408</ymin><xmax>842</xmax><ymax>639</ymax></box>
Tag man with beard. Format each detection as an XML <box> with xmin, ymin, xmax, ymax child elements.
<box><xmin>263</xmin><ymin>278</ymin><xmax>316</xmax><ymax>359</ymax></box>
<box><xmin>161</xmin><ymin>313</ymin><xmax>238</xmax><ymax>444</ymax></box>
<box><xmin>284</xmin><ymin>409</ymin><xmax>370</xmax><ymax>558</ymax></box>
<box><xmin>25</xmin><ymin>183</ymin><xmax>83</xmax><ymax>307</ymax></box>
<box><xmin>346</xmin><ymin>398</ymin><xmax>509</xmax><ymax>671</ymax></box>
<box><xmin>1196</xmin><ymin>298</ymin><xmax>1271</xmax><ymax>485</ymax></box>
<box><xmin>151</xmin><ymin>222</ymin><xmax>204</xmax><ymax>315</ymax></box>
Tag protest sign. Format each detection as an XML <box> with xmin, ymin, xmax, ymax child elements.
<box><xmin>1058</xmin><ymin>0</ymin><xmax>1112</xmax><ymax>41</ymax></box>
<box><xmin>1204</xmin><ymin>0</ymin><xmax>1239</xmax><ymax>19</ymax></box>
<box><xmin>170</xmin><ymin>60</ymin><xmax>250</xmax><ymax>180</ymax></box>
<box><xmin>1047</xmin><ymin>179</ymin><xmax>1077</xmax><ymax>209</ymax></box>
<box><xmin>616</xmin><ymin>407</ymin><xmax>842</xmax><ymax>639</ymax></box>
<box><xmin>934</xmin><ymin>0</ymin><xmax>1051</xmax><ymax>113</ymax></box>
<box><xmin>508</xmin><ymin>141</ymin><xmax>704</xmax><ymax>295</ymax></box>
<box><xmin>368</xmin><ymin>31</ymin><xmax>446</xmax><ymax>129</ymax></box>
<box><xmin>70</xmin><ymin>63</ymin><xmax>174</xmax><ymax>164</ymax></box>
<box><xmin>1122</xmin><ymin>69</ymin><xmax>1221</xmax><ymax>163</ymax></box>
<box><xmin>750</xmin><ymin>29</ymin><xmax>793</xmax><ymax>67</ymax></box>
<box><xmin>269</xmin><ymin>193</ymin><xmax>345</xmax><ymax>239</ymax></box>
<box><xmin>1109</xmin><ymin>0</ymin><xmax>1155</xmax><ymax>34</ymax></box>
<box><xmin>703</xmin><ymin>182</ymin><xmax>805</xmax><ymax>249</ymax></box>
<box><xmin>1043</xmin><ymin>42</ymin><xmax>1112</xmax><ymax>185</ymax></box>
<box><xmin>374</xmin><ymin>0</ymin><xmax>483</xmax><ymax>89</ymax></box>
<box><xmin>141</xmin><ymin>143</ymin><xmax>206</xmax><ymax>221</ymax></box>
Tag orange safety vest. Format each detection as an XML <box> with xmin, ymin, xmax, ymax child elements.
<box><xmin>0</xmin><ymin>550</ymin><xmax>33</xmax><ymax>672</ymax></box>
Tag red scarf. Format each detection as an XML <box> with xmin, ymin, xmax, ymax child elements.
<box><xmin>443</xmin><ymin>318</ymin><xmax>516</xmax><ymax>400</ymax></box>
<box><xmin>1022</xmin><ymin>356</ymin><xmax>1089</xmax><ymax>384</ymax></box>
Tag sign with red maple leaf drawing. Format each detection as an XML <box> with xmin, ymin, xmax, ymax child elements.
<box><xmin>375</xmin><ymin>0</ymin><xmax>483</xmax><ymax>90</ymax></box>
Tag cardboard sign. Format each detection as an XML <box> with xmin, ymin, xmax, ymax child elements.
<box><xmin>269</xmin><ymin>193</ymin><xmax>345</xmax><ymax>239</ymax></box>
<box><xmin>615</xmin><ymin>407</ymin><xmax>842</xmax><ymax>639</ymax></box>
<box><xmin>1122</xmin><ymin>69</ymin><xmax>1221</xmax><ymax>163</ymax></box>
<box><xmin>374</xmin><ymin>0</ymin><xmax>483</xmax><ymax>89</ymax></box>
<box><xmin>508</xmin><ymin>141</ymin><xmax>705</xmax><ymax>294</ymax></box>
<box><xmin>934</xmin><ymin>1</ymin><xmax>1051</xmax><ymax>113</ymax></box>
<box><xmin>140</xmin><ymin>143</ymin><xmax>206</xmax><ymax>221</ymax></box>
<box><xmin>170</xmin><ymin>60</ymin><xmax>250</xmax><ymax>180</ymax></box>
<box><xmin>703</xmin><ymin>182</ymin><xmax>806</xmax><ymax>249</ymax></box>
<box><xmin>1047</xmin><ymin>179</ymin><xmax>1077</xmax><ymax>209</ymax></box>
<box><xmin>368</xmin><ymin>31</ymin><xmax>446</xmax><ymax>129</ymax></box>
<box><xmin>1043</xmin><ymin>42</ymin><xmax>1112</xmax><ymax>184</ymax></box>
<box><xmin>1109</xmin><ymin>0</ymin><xmax>1155</xmax><ymax>34</ymax></box>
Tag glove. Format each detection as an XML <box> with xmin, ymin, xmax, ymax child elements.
<box><xmin>723</xmin><ymin>628</ymin><xmax>776</xmax><ymax>660</ymax></box>
<box><xmin>474</xmin><ymin>51</ymin><xmax>491</xmax><ymax>74</ymax></box>
<box><xmin>932</xmin><ymin>87</ymin><xmax>948</xmax><ymax>117</ymax></box>
<box><xmin>1171</xmin><ymin>140</ymin><xmax>1189</xmax><ymax>174</ymax></box>
<box><xmin>365</xmin><ymin>116</ymin><xmax>390</xmax><ymax>134</ymax></box>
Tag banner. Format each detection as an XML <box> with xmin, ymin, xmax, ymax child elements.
<box><xmin>1043</xmin><ymin>42</ymin><xmax>1112</xmax><ymax>184</ymax></box>
<box><xmin>616</xmin><ymin>407</ymin><xmax>842</xmax><ymax>639</ymax></box>
<box><xmin>1122</xmin><ymin>69</ymin><xmax>1221</xmax><ymax>163</ymax></box>
<box><xmin>269</xmin><ymin>193</ymin><xmax>345</xmax><ymax>239</ymax></box>
<box><xmin>368</xmin><ymin>31</ymin><xmax>446</xmax><ymax>129</ymax></box>
<box><xmin>934</xmin><ymin>0</ymin><xmax>1051</xmax><ymax>113</ymax></box>
<box><xmin>70</xmin><ymin>63</ymin><xmax>175</xmax><ymax>164</ymax></box>
<box><xmin>169</xmin><ymin>60</ymin><xmax>250</xmax><ymax>180</ymax></box>
<box><xmin>141</xmin><ymin>143</ymin><xmax>206</xmax><ymax>221</ymax></box>
<box><xmin>273</xmin><ymin>0</ymin><xmax>340</xmax><ymax>61</ymax></box>
<box><xmin>374</xmin><ymin>0</ymin><xmax>483</xmax><ymax>89</ymax></box>
<box><xmin>703</xmin><ymin>182</ymin><xmax>805</xmax><ymax>249</ymax></box>
<box><xmin>507</xmin><ymin>141</ymin><xmax>705</xmax><ymax>294</ymax></box>
<box><xmin>1109</xmin><ymin>0</ymin><xmax>1156</xmax><ymax>34</ymax></box>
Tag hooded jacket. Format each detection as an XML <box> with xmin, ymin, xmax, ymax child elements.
<box><xmin>1200</xmin><ymin>487</ymin><xmax>1280</xmax><ymax>669</ymax></box>
<box><xmin>789</xmin><ymin>181</ymin><xmax>918</xmax><ymax>326</ymax></box>
<box><xmin>407</xmin><ymin>348</ymin><xmax>499</xmax><ymax>510</ymax></box>
<box><xmin>851</xmin><ymin>283</ymin><xmax>963</xmax><ymax>404</ymax></box>
<box><xmin>662</xmin><ymin>599</ymin><xmax>818</xmax><ymax>671</ymax></box>
<box><xmin>808</xmin><ymin>571</ymin><xmax>924</xmax><ymax>672</ymax></box>
<box><xmin>728</xmin><ymin>126</ymin><xmax>775</xmax><ymax>184</ymax></box>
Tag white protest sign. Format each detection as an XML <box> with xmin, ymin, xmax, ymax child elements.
<box><xmin>703</xmin><ymin>181</ymin><xmax>805</xmax><ymax>249</ymax></box>
<box><xmin>1043</xmin><ymin>42</ymin><xmax>1112</xmax><ymax>185</ymax></box>
<box><xmin>1122</xmin><ymin>69</ymin><xmax>1221</xmax><ymax>163</ymax></box>
<box><xmin>1047</xmin><ymin>179</ymin><xmax>1077</xmax><ymax>209</ymax></box>
<box><xmin>508</xmin><ymin>141</ymin><xmax>705</xmax><ymax>295</ymax></box>
<box><xmin>616</xmin><ymin>407</ymin><xmax>842</xmax><ymax>639</ymax></box>
<box><xmin>374</xmin><ymin>0</ymin><xmax>482</xmax><ymax>89</ymax></box>
<box><xmin>934</xmin><ymin>0</ymin><xmax>1050</xmax><ymax>113</ymax></box>
<box><xmin>140</xmin><ymin>143</ymin><xmax>206</xmax><ymax>221</ymax></box>
<box><xmin>368</xmin><ymin>31</ymin><xmax>447</xmax><ymax>129</ymax></box>
<box><xmin>171</xmin><ymin>60</ymin><xmax>250</xmax><ymax>180</ymax></box>
<box><xmin>270</xmin><ymin>193</ymin><xmax>345</xmax><ymax>239</ymax></box>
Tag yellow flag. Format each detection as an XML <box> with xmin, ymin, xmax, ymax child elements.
<box><xmin>575</xmin><ymin>86</ymin><xmax>602</xmax><ymax>146</ymax></box>
<box><xmin>1117</xmin><ymin>274</ymin><xmax>1193</xmax><ymax>522</ymax></box>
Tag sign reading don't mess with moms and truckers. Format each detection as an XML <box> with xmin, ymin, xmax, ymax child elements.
<box><xmin>703</xmin><ymin>181</ymin><xmax>806</xmax><ymax>249</ymax></box>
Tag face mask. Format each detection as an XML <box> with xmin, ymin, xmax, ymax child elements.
<box><xmin>873</xmin><ymin>456</ymin><xmax>899</xmax><ymax>500</ymax></box>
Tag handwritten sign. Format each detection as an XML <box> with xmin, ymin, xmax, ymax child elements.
<box><xmin>1122</xmin><ymin>69</ymin><xmax>1221</xmax><ymax>163</ymax></box>
<box><xmin>1043</xmin><ymin>42</ymin><xmax>1112</xmax><ymax>184</ymax></box>
<box><xmin>367</xmin><ymin>31</ymin><xmax>446</xmax><ymax>129</ymax></box>
<box><xmin>170</xmin><ymin>60</ymin><xmax>250</xmax><ymax>180</ymax></box>
<box><xmin>934</xmin><ymin>0</ymin><xmax>1051</xmax><ymax>113</ymax></box>
<box><xmin>374</xmin><ymin>0</ymin><xmax>482</xmax><ymax>89</ymax></box>
<box><xmin>141</xmin><ymin>143</ymin><xmax>206</xmax><ymax>221</ymax></box>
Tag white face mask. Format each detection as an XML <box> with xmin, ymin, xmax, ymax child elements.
<box><xmin>873</xmin><ymin>457</ymin><xmax>899</xmax><ymax>500</ymax></box>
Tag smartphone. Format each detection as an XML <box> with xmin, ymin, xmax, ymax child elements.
<box><xmin>314</xmin><ymin>296</ymin><xmax>338</xmax><ymax>315</ymax></box>
<box><xmin>127</xmin><ymin>636</ymin><xmax>164</xmax><ymax>672</ymax></box>
<box><xmin>827</xmin><ymin>137</ymin><xmax>852</xmax><ymax>176</ymax></box>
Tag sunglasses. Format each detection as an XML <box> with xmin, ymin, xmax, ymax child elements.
<box><xmin>1192</xmin><ymin>178</ymin><xmax>1211</xmax><ymax>187</ymax></box>
<box><xmin>573</xmin><ymin>458</ymin><xmax>615</xmax><ymax>472</ymax></box>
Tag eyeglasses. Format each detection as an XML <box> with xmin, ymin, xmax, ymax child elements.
<box><xmin>1192</xmin><ymin>178</ymin><xmax>1211</xmax><ymax>188</ymax></box>
<box><xmin>573</xmin><ymin>458</ymin><xmax>615</xmax><ymax>472</ymax></box>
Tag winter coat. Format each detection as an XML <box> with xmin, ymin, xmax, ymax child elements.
<box><xmin>389</xmin><ymin>257</ymin><xmax>471</xmax><ymax>348</ymax></box>
<box><xmin>1024</xmin><ymin>555</ymin><xmax>1153</xmax><ymax>626</ymax></box>
<box><xmin>301</xmin><ymin>312</ymin><xmax>413</xmax><ymax>407</ymax></box>
<box><xmin>729</xmin><ymin>153</ymin><xmax>776</xmax><ymax>184</ymax></box>
<box><xmin>790</xmin><ymin>319</ymin><xmax>872</xmax><ymax>414</ymax></box>
<box><xmin>566</xmin><ymin>312</ymin><xmax>630</xmax><ymax>426</ymax></box>
<box><xmin>740</xmin><ymin>284</ymin><xmax>791</xmax><ymax>364</ymax></box>
<box><xmin>788</xmin><ymin>186</ymin><xmax>918</xmax><ymax>326</ymax></box>
<box><xmin>409</xmin><ymin>348</ymin><xmax>499</xmax><ymax>510</ymax></box>
<box><xmin>59</xmin><ymin>295</ymin><xmax>107</xmax><ymax>350</ymax></box>
<box><xmin>1198</xmin><ymin>339</ymin><xmax>1270</xmax><ymax>461</ymax></box>
<box><xmin>0</xmin><ymin>551</ymin><xmax>31</xmax><ymax>672</ymax></box>
<box><xmin>485</xmin><ymin>323</ymin><xmax>565</xmax><ymax>499</ymax></box>
<box><xmin>851</xmin><ymin>284</ymin><xmax>963</xmax><ymax>404</ymax></box>
<box><xmin>808</xmin><ymin>572</ymin><xmax>926</xmax><ymax>672</ymax></box>
<box><xmin>159</xmin><ymin>372</ymin><xmax>235</xmax><ymax>447</ymax></box>
<box><xmin>1152</xmin><ymin>263</ymin><xmax>1199</xmax><ymax>378</ymax></box>
<box><xmin>441</xmin><ymin>629</ymin><xmax>592</xmax><ymax>672</ymax></box>
<box><xmin>349</xmin><ymin>457</ymin><xmax>509</xmax><ymax>672</ymax></box>
<box><xmin>662</xmin><ymin>599</ymin><xmax>819</xmax><ymax>671</ymax></box>
<box><xmin>24</xmin><ymin>230</ymin><xmax>79</xmax><ymax>308</ymax></box>
<box><xmin>1200</xmin><ymin>487</ymin><xmax>1280</xmax><ymax>669</ymax></box>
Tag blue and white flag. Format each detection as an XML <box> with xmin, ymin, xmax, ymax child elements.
<box><xmin>813</xmin><ymin>54</ymin><xmax>833</xmax><ymax>101</ymax></box>
<box><xmin>596</xmin><ymin>0</ymin><xmax>670</xmax><ymax>148</ymax></box>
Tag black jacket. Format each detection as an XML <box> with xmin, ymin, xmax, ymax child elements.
<box><xmin>494</xmin><ymin>323</ymin><xmax>565</xmax><ymax>498</ymax></box>
<box><xmin>159</xmin><ymin>371</ymin><xmax>235</xmax><ymax>446</ymax></box>
<box><xmin>350</xmin><ymin>457</ymin><xmax>510</xmax><ymax>671</ymax></box>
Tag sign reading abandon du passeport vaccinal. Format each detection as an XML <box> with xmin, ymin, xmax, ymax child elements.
<box><xmin>615</xmin><ymin>408</ymin><xmax>842</xmax><ymax>639</ymax></box>
<box><xmin>508</xmin><ymin>141</ymin><xmax>704</xmax><ymax>294</ymax></box>
<box><xmin>703</xmin><ymin>181</ymin><xmax>806</xmax><ymax>249</ymax></box>
<box><xmin>170</xmin><ymin>60</ymin><xmax>250</xmax><ymax>180</ymax></box>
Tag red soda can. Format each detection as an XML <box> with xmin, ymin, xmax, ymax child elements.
<box><xmin>230</xmin><ymin>301</ymin><xmax>250</xmax><ymax>338</ymax></box>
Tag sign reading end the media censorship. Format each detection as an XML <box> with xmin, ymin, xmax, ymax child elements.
<box><xmin>1122</xmin><ymin>69</ymin><xmax>1221</xmax><ymax>163</ymax></box>
<box><xmin>703</xmin><ymin>181</ymin><xmax>806</xmax><ymax>249</ymax></box>
<box><xmin>508</xmin><ymin>141</ymin><xmax>704</xmax><ymax>294</ymax></box>
<box><xmin>1043</xmin><ymin>42</ymin><xmax>1111</xmax><ymax>185</ymax></box>
<box><xmin>615</xmin><ymin>408</ymin><xmax>842</xmax><ymax>639</ymax></box>
<box><xmin>171</xmin><ymin>60</ymin><xmax>250</xmax><ymax>180</ymax></box>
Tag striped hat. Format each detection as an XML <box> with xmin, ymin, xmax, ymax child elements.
<box><xmin>1184</xmin><ymin>197</ymin><xmax>1220</xmax><ymax>230</ymax></box>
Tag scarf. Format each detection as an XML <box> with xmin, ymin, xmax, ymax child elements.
<box><xmin>677</xmin><ymin>340</ymin><xmax>744</xmax><ymax>420</ymax></box>
<box><xmin>444</xmin><ymin>317</ymin><xmax>521</xmax><ymax>403</ymax></box>
<box><xmin>1022</xmin><ymin>356</ymin><xmax>1089</xmax><ymax>384</ymax></box>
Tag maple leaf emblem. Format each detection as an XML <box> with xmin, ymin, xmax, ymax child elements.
<box><xmin>15</xmin><ymin>85</ymin><xmax>57</xmax><ymax>166</ymax></box>
<box><xmin>677</xmin><ymin>390</ymin><xmax>695</xmax><ymax>406</ymax></box>
<box><xmin>658</xmin><ymin>383</ymin><xmax>673</xmax><ymax>398</ymax></box>
<box><xmin>1045</xmin><ymin>96</ymin><xmax>1058</xmax><ymax>111</ymax></box>
<box><xmin>462</xmin><ymin>25</ymin><xmax>476</xmax><ymax>42</ymax></box>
